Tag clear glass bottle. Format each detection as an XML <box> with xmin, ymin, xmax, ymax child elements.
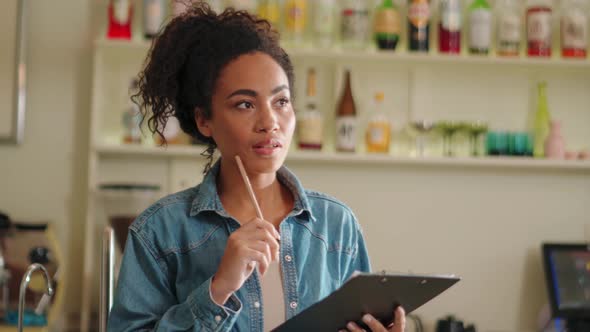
<box><xmin>439</xmin><ymin>0</ymin><xmax>462</xmax><ymax>54</ymax></box>
<box><xmin>283</xmin><ymin>0</ymin><xmax>308</xmax><ymax>46</ymax></box>
<box><xmin>143</xmin><ymin>0</ymin><xmax>166</xmax><ymax>39</ymax></box>
<box><xmin>365</xmin><ymin>92</ymin><xmax>391</xmax><ymax>153</ymax></box>
<box><xmin>496</xmin><ymin>0</ymin><xmax>522</xmax><ymax>57</ymax></box>
<box><xmin>340</xmin><ymin>0</ymin><xmax>370</xmax><ymax>50</ymax></box>
<box><xmin>298</xmin><ymin>68</ymin><xmax>323</xmax><ymax>150</ymax></box>
<box><xmin>468</xmin><ymin>0</ymin><xmax>492</xmax><ymax>55</ymax></box>
<box><xmin>312</xmin><ymin>0</ymin><xmax>336</xmax><ymax>48</ymax></box>
<box><xmin>561</xmin><ymin>0</ymin><xmax>588</xmax><ymax>58</ymax></box>
<box><xmin>526</xmin><ymin>0</ymin><xmax>553</xmax><ymax>57</ymax></box>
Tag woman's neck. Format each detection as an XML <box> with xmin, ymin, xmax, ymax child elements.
<box><xmin>217</xmin><ymin>159</ymin><xmax>292</xmax><ymax>226</ymax></box>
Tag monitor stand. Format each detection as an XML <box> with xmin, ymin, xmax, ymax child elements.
<box><xmin>567</xmin><ymin>319</ymin><xmax>590</xmax><ymax>332</ymax></box>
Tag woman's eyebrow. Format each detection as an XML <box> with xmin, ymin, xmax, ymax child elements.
<box><xmin>227</xmin><ymin>89</ymin><xmax>257</xmax><ymax>99</ymax></box>
<box><xmin>271</xmin><ymin>85</ymin><xmax>288</xmax><ymax>95</ymax></box>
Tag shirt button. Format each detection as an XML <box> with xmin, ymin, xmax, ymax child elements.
<box><xmin>284</xmin><ymin>255</ymin><xmax>292</xmax><ymax>262</ymax></box>
<box><xmin>254</xmin><ymin>301</ymin><xmax>261</xmax><ymax>308</ymax></box>
<box><xmin>215</xmin><ymin>315</ymin><xmax>221</xmax><ymax>322</ymax></box>
<box><xmin>290</xmin><ymin>301</ymin><xmax>297</xmax><ymax>309</ymax></box>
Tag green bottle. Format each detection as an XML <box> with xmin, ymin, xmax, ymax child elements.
<box><xmin>468</xmin><ymin>0</ymin><xmax>492</xmax><ymax>54</ymax></box>
<box><xmin>374</xmin><ymin>0</ymin><xmax>400</xmax><ymax>50</ymax></box>
<box><xmin>533</xmin><ymin>82</ymin><xmax>551</xmax><ymax>158</ymax></box>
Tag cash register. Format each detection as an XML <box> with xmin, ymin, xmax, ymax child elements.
<box><xmin>542</xmin><ymin>243</ymin><xmax>590</xmax><ymax>332</ymax></box>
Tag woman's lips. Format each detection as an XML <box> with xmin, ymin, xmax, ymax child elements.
<box><xmin>253</xmin><ymin>139</ymin><xmax>282</xmax><ymax>156</ymax></box>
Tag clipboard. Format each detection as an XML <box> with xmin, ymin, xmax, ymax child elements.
<box><xmin>271</xmin><ymin>272</ymin><xmax>460</xmax><ymax>332</ymax></box>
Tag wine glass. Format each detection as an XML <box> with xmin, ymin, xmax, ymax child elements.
<box><xmin>468</xmin><ymin>121</ymin><xmax>489</xmax><ymax>157</ymax></box>
<box><xmin>437</xmin><ymin>121</ymin><xmax>461</xmax><ymax>157</ymax></box>
<box><xmin>410</xmin><ymin>120</ymin><xmax>434</xmax><ymax>157</ymax></box>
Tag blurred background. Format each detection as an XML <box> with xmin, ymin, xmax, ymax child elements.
<box><xmin>1</xmin><ymin>0</ymin><xmax>590</xmax><ymax>331</ymax></box>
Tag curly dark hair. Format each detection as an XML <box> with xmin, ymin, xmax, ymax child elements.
<box><xmin>133</xmin><ymin>1</ymin><xmax>295</xmax><ymax>173</ymax></box>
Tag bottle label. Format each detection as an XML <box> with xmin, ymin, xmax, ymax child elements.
<box><xmin>367</xmin><ymin>122</ymin><xmax>389</xmax><ymax>146</ymax></box>
<box><xmin>144</xmin><ymin>0</ymin><xmax>164</xmax><ymax>35</ymax></box>
<box><xmin>336</xmin><ymin>116</ymin><xmax>357</xmax><ymax>151</ymax></box>
<box><xmin>498</xmin><ymin>13</ymin><xmax>521</xmax><ymax>43</ymax></box>
<box><xmin>374</xmin><ymin>9</ymin><xmax>400</xmax><ymax>35</ymax></box>
<box><xmin>562</xmin><ymin>11</ymin><xmax>588</xmax><ymax>50</ymax></box>
<box><xmin>409</xmin><ymin>1</ymin><xmax>430</xmax><ymax>28</ymax></box>
<box><xmin>440</xmin><ymin>0</ymin><xmax>461</xmax><ymax>32</ymax></box>
<box><xmin>469</xmin><ymin>9</ymin><xmax>491</xmax><ymax>50</ymax></box>
<box><xmin>527</xmin><ymin>10</ymin><xmax>552</xmax><ymax>46</ymax></box>
<box><xmin>298</xmin><ymin>110</ymin><xmax>323</xmax><ymax>146</ymax></box>
<box><xmin>341</xmin><ymin>8</ymin><xmax>369</xmax><ymax>41</ymax></box>
<box><xmin>313</xmin><ymin>0</ymin><xmax>335</xmax><ymax>38</ymax></box>
<box><xmin>114</xmin><ymin>0</ymin><xmax>130</xmax><ymax>24</ymax></box>
<box><xmin>285</xmin><ymin>1</ymin><xmax>307</xmax><ymax>33</ymax></box>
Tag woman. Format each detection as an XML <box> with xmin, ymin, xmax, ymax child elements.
<box><xmin>108</xmin><ymin>2</ymin><xmax>405</xmax><ymax>331</ymax></box>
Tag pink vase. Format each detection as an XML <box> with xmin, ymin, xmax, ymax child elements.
<box><xmin>545</xmin><ymin>120</ymin><xmax>566</xmax><ymax>159</ymax></box>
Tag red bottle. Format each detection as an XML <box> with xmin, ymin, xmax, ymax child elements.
<box><xmin>439</xmin><ymin>0</ymin><xmax>462</xmax><ymax>54</ymax></box>
<box><xmin>526</xmin><ymin>2</ymin><xmax>552</xmax><ymax>57</ymax></box>
<box><xmin>561</xmin><ymin>0</ymin><xmax>588</xmax><ymax>58</ymax></box>
<box><xmin>107</xmin><ymin>0</ymin><xmax>133</xmax><ymax>40</ymax></box>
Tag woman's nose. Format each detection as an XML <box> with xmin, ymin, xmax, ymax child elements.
<box><xmin>256</xmin><ymin>104</ymin><xmax>279</xmax><ymax>133</ymax></box>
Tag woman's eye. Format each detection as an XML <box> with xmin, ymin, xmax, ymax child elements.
<box><xmin>236</xmin><ymin>101</ymin><xmax>254</xmax><ymax>109</ymax></box>
<box><xmin>276</xmin><ymin>98</ymin><xmax>290</xmax><ymax>108</ymax></box>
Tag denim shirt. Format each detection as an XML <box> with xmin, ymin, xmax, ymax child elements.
<box><xmin>108</xmin><ymin>160</ymin><xmax>371</xmax><ymax>331</ymax></box>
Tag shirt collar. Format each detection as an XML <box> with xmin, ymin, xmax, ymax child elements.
<box><xmin>190</xmin><ymin>159</ymin><xmax>316</xmax><ymax>222</ymax></box>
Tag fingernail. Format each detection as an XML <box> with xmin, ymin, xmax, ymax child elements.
<box><xmin>347</xmin><ymin>322</ymin><xmax>355</xmax><ymax>330</ymax></box>
<box><xmin>362</xmin><ymin>314</ymin><xmax>372</xmax><ymax>323</ymax></box>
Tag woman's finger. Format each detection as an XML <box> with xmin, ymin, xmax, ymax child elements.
<box><xmin>245</xmin><ymin>230</ymin><xmax>280</xmax><ymax>261</ymax></box>
<box><xmin>389</xmin><ymin>307</ymin><xmax>406</xmax><ymax>332</ymax></box>
<box><xmin>245</xmin><ymin>217</ymin><xmax>280</xmax><ymax>240</ymax></box>
<box><xmin>345</xmin><ymin>321</ymin><xmax>366</xmax><ymax>332</ymax></box>
<box><xmin>362</xmin><ymin>314</ymin><xmax>388</xmax><ymax>332</ymax></box>
<box><xmin>249</xmin><ymin>241</ymin><xmax>274</xmax><ymax>266</ymax></box>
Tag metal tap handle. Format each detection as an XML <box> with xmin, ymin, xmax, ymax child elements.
<box><xmin>18</xmin><ymin>263</ymin><xmax>54</xmax><ymax>332</ymax></box>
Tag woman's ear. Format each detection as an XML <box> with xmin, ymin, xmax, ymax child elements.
<box><xmin>195</xmin><ymin>108</ymin><xmax>212</xmax><ymax>138</ymax></box>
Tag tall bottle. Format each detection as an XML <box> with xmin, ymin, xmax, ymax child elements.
<box><xmin>526</xmin><ymin>0</ymin><xmax>553</xmax><ymax>57</ymax></box>
<box><xmin>439</xmin><ymin>0</ymin><xmax>462</xmax><ymax>54</ymax></box>
<box><xmin>298</xmin><ymin>68</ymin><xmax>323</xmax><ymax>150</ymax></box>
<box><xmin>257</xmin><ymin>0</ymin><xmax>281</xmax><ymax>29</ymax></box>
<box><xmin>144</xmin><ymin>0</ymin><xmax>166</xmax><ymax>39</ymax></box>
<box><xmin>340</xmin><ymin>0</ymin><xmax>370</xmax><ymax>50</ymax></box>
<box><xmin>374</xmin><ymin>0</ymin><xmax>401</xmax><ymax>50</ymax></box>
<box><xmin>107</xmin><ymin>0</ymin><xmax>133</xmax><ymax>40</ymax></box>
<box><xmin>561</xmin><ymin>0</ymin><xmax>588</xmax><ymax>58</ymax></box>
<box><xmin>365</xmin><ymin>92</ymin><xmax>391</xmax><ymax>153</ymax></box>
<box><xmin>335</xmin><ymin>70</ymin><xmax>357</xmax><ymax>152</ymax></box>
<box><xmin>533</xmin><ymin>82</ymin><xmax>551</xmax><ymax>158</ymax></box>
<box><xmin>283</xmin><ymin>0</ymin><xmax>307</xmax><ymax>45</ymax></box>
<box><xmin>408</xmin><ymin>0</ymin><xmax>431</xmax><ymax>52</ymax></box>
<box><xmin>312</xmin><ymin>0</ymin><xmax>336</xmax><ymax>48</ymax></box>
<box><xmin>468</xmin><ymin>0</ymin><xmax>492</xmax><ymax>54</ymax></box>
<box><xmin>496</xmin><ymin>0</ymin><xmax>522</xmax><ymax>56</ymax></box>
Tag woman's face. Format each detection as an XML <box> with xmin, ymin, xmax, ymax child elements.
<box><xmin>196</xmin><ymin>52</ymin><xmax>295</xmax><ymax>174</ymax></box>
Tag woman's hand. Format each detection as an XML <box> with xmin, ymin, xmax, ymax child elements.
<box><xmin>341</xmin><ymin>307</ymin><xmax>405</xmax><ymax>332</ymax></box>
<box><xmin>210</xmin><ymin>217</ymin><xmax>280</xmax><ymax>305</ymax></box>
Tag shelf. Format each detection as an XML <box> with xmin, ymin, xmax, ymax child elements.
<box><xmin>94</xmin><ymin>143</ymin><xmax>590</xmax><ymax>172</ymax></box>
<box><xmin>94</xmin><ymin>38</ymin><xmax>590</xmax><ymax>69</ymax></box>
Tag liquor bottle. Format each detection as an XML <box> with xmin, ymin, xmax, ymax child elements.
<box><xmin>340</xmin><ymin>0</ymin><xmax>370</xmax><ymax>50</ymax></box>
<box><xmin>365</xmin><ymin>92</ymin><xmax>391</xmax><ymax>153</ymax></box>
<box><xmin>374</xmin><ymin>0</ymin><xmax>400</xmax><ymax>50</ymax></box>
<box><xmin>144</xmin><ymin>0</ymin><xmax>166</xmax><ymax>39</ymax></box>
<box><xmin>468</xmin><ymin>0</ymin><xmax>492</xmax><ymax>54</ymax></box>
<box><xmin>107</xmin><ymin>0</ymin><xmax>133</xmax><ymax>40</ymax></box>
<box><xmin>561</xmin><ymin>0</ymin><xmax>588</xmax><ymax>58</ymax></box>
<box><xmin>496</xmin><ymin>0</ymin><xmax>522</xmax><ymax>57</ymax></box>
<box><xmin>122</xmin><ymin>79</ymin><xmax>142</xmax><ymax>144</ymax></box>
<box><xmin>408</xmin><ymin>0</ymin><xmax>431</xmax><ymax>52</ymax></box>
<box><xmin>257</xmin><ymin>0</ymin><xmax>281</xmax><ymax>28</ymax></box>
<box><xmin>283</xmin><ymin>0</ymin><xmax>307</xmax><ymax>45</ymax></box>
<box><xmin>335</xmin><ymin>70</ymin><xmax>357</xmax><ymax>152</ymax></box>
<box><xmin>312</xmin><ymin>0</ymin><xmax>336</xmax><ymax>48</ymax></box>
<box><xmin>533</xmin><ymin>82</ymin><xmax>551</xmax><ymax>158</ymax></box>
<box><xmin>526</xmin><ymin>0</ymin><xmax>552</xmax><ymax>57</ymax></box>
<box><xmin>298</xmin><ymin>68</ymin><xmax>323</xmax><ymax>150</ymax></box>
<box><xmin>439</xmin><ymin>0</ymin><xmax>462</xmax><ymax>54</ymax></box>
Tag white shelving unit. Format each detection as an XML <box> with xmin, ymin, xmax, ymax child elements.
<box><xmin>80</xmin><ymin>37</ymin><xmax>590</xmax><ymax>331</ymax></box>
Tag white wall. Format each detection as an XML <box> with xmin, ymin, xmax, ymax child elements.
<box><xmin>0</xmin><ymin>0</ymin><xmax>93</xmax><ymax>328</ymax></box>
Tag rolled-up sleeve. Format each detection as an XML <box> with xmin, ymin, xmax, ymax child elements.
<box><xmin>107</xmin><ymin>231</ymin><xmax>242</xmax><ymax>332</ymax></box>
